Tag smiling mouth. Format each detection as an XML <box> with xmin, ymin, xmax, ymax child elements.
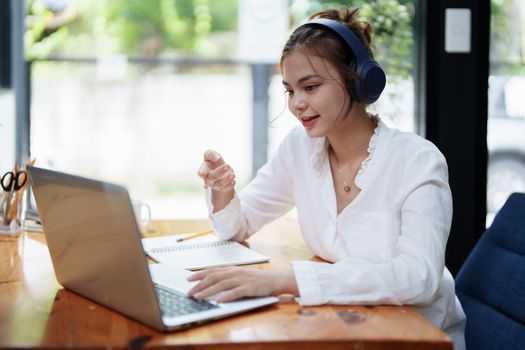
<box><xmin>301</xmin><ymin>115</ymin><xmax>319</xmax><ymax>121</ymax></box>
<box><xmin>300</xmin><ymin>115</ymin><xmax>319</xmax><ymax>127</ymax></box>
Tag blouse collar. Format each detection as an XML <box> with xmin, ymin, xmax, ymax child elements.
<box><xmin>310</xmin><ymin>116</ymin><xmax>384</xmax><ymax>190</ymax></box>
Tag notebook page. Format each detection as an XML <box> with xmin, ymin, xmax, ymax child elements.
<box><xmin>141</xmin><ymin>233</ymin><xmax>220</xmax><ymax>252</ymax></box>
<box><xmin>141</xmin><ymin>234</ymin><xmax>269</xmax><ymax>270</ymax></box>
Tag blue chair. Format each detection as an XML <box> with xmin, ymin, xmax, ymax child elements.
<box><xmin>455</xmin><ymin>192</ymin><xmax>525</xmax><ymax>349</ymax></box>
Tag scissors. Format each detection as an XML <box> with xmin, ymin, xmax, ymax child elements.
<box><xmin>1</xmin><ymin>170</ymin><xmax>28</xmax><ymax>193</ymax></box>
<box><xmin>2</xmin><ymin>170</ymin><xmax>28</xmax><ymax>222</ymax></box>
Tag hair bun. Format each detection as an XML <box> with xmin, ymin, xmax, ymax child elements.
<box><xmin>310</xmin><ymin>7</ymin><xmax>373</xmax><ymax>53</ymax></box>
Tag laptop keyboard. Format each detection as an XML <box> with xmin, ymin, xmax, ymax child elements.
<box><xmin>153</xmin><ymin>284</ymin><xmax>219</xmax><ymax>318</ymax></box>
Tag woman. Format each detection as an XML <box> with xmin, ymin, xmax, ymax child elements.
<box><xmin>189</xmin><ymin>7</ymin><xmax>466</xmax><ymax>349</ymax></box>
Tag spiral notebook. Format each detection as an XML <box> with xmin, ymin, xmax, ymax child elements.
<box><xmin>141</xmin><ymin>233</ymin><xmax>269</xmax><ymax>270</ymax></box>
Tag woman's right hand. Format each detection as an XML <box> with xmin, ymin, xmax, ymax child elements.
<box><xmin>197</xmin><ymin>150</ymin><xmax>236</xmax><ymax>193</ymax></box>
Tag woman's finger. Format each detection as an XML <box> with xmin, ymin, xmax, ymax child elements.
<box><xmin>187</xmin><ymin>267</ymin><xmax>236</xmax><ymax>296</ymax></box>
<box><xmin>221</xmin><ymin>180</ymin><xmax>236</xmax><ymax>191</ymax></box>
<box><xmin>197</xmin><ymin>162</ymin><xmax>211</xmax><ymax>179</ymax></box>
<box><xmin>216</xmin><ymin>286</ymin><xmax>250</xmax><ymax>303</ymax></box>
<box><xmin>187</xmin><ymin>269</ymin><xmax>212</xmax><ymax>282</ymax></box>
<box><xmin>192</xmin><ymin>278</ymin><xmax>239</xmax><ymax>300</ymax></box>
<box><xmin>208</xmin><ymin>173</ymin><xmax>235</xmax><ymax>191</ymax></box>
<box><xmin>205</xmin><ymin>165</ymin><xmax>235</xmax><ymax>189</ymax></box>
<box><xmin>187</xmin><ymin>268</ymin><xmax>232</xmax><ymax>295</ymax></box>
<box><xmin>203</xmin><ymin>149</ymin><xmax>222</xmax><ymax>163</ymax></box>
<box><xmin>206</xmin><ymin>164</ymin><xmax>231</xmax><ymax>182</ymax></box>
<box><xmin>198</xmin><ymin>150</ymin><xmax>225</xmax><ymax>181</ymax></box>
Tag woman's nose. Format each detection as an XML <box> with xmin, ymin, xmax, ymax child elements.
<box><xmin>291</xmin><ymin>94</ymin><xmax>306</xmax><ymax>112</ymax></box>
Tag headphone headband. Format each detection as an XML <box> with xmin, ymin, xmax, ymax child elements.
<box><xmin>299</xmin><ymin>18</ymin><xmax>386</xmax><ymax>103</ymax></box>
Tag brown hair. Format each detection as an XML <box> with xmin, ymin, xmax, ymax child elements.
<box><xmin>280</xmin><ymin>8</ymin><xmax>375</xmax><ymax>105</ymax></box>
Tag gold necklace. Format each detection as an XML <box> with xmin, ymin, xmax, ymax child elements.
<box><xmin>330</xmin><ymin>147</ymin><xmax>352</xmax><ymax>193</ymax></box>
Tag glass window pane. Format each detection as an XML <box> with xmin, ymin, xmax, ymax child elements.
<box><xmin>487</xmin><ymin>0</ymin><xmax>525</xmax><ymax>224</ymax></box>
<box><xmin>29</xmin><ymin>0</ymin><xmax>416</xmax><ymax>219</ymax></box>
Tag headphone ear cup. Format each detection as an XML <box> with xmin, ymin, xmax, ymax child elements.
<box><xmin>359</xmin><ymin>61</ymin><xmax>386</xmax><ymax>103</ymax></box>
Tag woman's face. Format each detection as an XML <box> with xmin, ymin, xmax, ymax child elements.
<box><xmin>282</xmin><ymin>50</ymin><xmax>351</xmax><ymax>138</ymax></box>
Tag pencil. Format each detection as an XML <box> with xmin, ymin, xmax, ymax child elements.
<box><xmin>176</xmin><ymin>229</ymin><xmax>214</xmax><ymax>242</ymax></box>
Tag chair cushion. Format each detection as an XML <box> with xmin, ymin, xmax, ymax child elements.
<box><xmin>456</xmin><ymin>294</ymin><xmax>525</xmax><ymax>349</ymax></box>
<box><xmin>456</xmin><ymin>192</ymin><xmax>525</xmax><ymax>349</ymax></box>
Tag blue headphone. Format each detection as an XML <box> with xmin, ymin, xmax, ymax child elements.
<box><xmin>300</xmin><ymin>18</ymin><xmax>386</xmax><ymax>103</ymax></box>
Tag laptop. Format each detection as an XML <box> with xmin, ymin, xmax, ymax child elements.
<box><xmin>27</xmin><ymin>166</ymin><xmax>279</xmax><ymax>332</ymax></box>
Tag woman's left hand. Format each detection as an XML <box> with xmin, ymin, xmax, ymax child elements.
<box><xmin>187</xmin><ymin>267</ymin><xmax>298</xmax><ymax>303</ymax></box>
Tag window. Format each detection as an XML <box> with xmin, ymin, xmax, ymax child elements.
<box><xmin>28</xmin><ymin>0</ymin><xmax>416</xmax><ymax>218</ymax></box>
<box><xmin>487</xmin><ymin>0</ymin><xmax>525</xmax><ymax>223</ymax></box>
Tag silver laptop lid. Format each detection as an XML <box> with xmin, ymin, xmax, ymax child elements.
<box><xmin>27</xmin><ymin>166</ymin><xmax>165</xmax><ymax>331</ymax></box>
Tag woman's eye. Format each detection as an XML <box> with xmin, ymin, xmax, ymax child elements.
<box><xmin>305</xmin><ymin>85</ymin><xmax>318</xmax><ymax>92</ymax></box>
<box><xmin>285</xmin><ymin>89</ymin><xmax>294</xmax><ymax>96</ymax></box>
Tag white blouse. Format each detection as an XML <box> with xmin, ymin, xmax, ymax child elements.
<box><xmin>205</xmin><ymin>120</ymin><xmax>466</xmax><ymax>349</ymax></box>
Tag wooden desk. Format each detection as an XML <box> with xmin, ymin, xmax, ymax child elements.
<box><xmin>0</xmin><ymin>218</ymin><xmax>452</xmax><ymax>350</ymax></box>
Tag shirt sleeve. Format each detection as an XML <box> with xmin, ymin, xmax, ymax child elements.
<box><xmin>206</xmin><ymin>129</ymin><xmax>298</xmax><ymax>242</ymax></box>
<box><xmin>293</xmin><ymin>145</ymin><xmax>453</xmax><ymax>307</ymax></box>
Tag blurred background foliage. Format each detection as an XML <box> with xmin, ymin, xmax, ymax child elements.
<box><xmin>490</xmin><ymin>0</ymin><xmax>525</xmax><ymax>74</ymax></box>
<box><xmin>24</xmin><ymin>0</ymin><xmax>525</xmax><ymax>76</ymax></box>
<box><xmin>25</xmin><ymin>0</ymin><xmax>414</xmax><ymax>77</ymax></box>
<box><xmin>25</xmin><ymin>0</ymin><xmax>238</xmax><ymax>59</ymax></box>
<box><xmin>290</xmin><ymin>0</ymin><xmax>414</xmax><ymax>78</ymax></box>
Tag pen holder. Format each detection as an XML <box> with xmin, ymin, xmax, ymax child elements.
<box><xmin>0</xmin><ymin>219</ymin><xmax>21</xmax><ymax>238</ymax></box>
<box><xmin>1</xmin><ymin>158</ymin><xmax>36</xmax><ymax>238</ymax></box>
<box><xmin>0</xmin><ymin>191</ymin><xmax>26</xmax><ymax>238</ymax></box>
